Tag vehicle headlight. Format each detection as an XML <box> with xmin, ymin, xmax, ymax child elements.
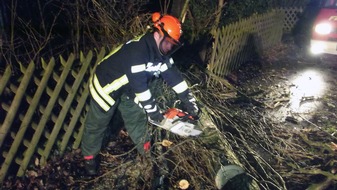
<box><xmin>314</xmin><ymin>23</ymin><xmax>332</xmax><ymax>35</ymax></box>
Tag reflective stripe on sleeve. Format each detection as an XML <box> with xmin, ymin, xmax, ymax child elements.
<box><xmin>133</xmin><ymin>97</ymin><xmax>143</xmax><ymax>108</ymax></box>
<box><xmin>172</xmin><ymin>81</ymin><xmax>188</xmax><ymax>94</ymax></box>
<box><xmin>145</xmin><ymin>105</ymin><xmax>158</xmax><ymax>113</ymax></box>
<box><xmin>189</xmin><ymin>97</ymin><xmax>196</xmax><ymax>102</ymax></box>
<box><xmin>103</xmin><ymin>74</ymin><xmax>129</xmax><ymax>94</ymax></box>
<box><xmin>135</xmin><ymin>89</ymin><xmax>152</xmax><ymax>102</ymax></box>
<box><xmin>131</xmin><ymin>64</ymin><xmax>146</xmax><ymax>73</ymax></box>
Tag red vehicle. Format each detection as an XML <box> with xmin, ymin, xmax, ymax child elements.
<box><xmin>310</xmin><ymin>0</ymin><xmax>337</xmax><ymax>55</ymax></box>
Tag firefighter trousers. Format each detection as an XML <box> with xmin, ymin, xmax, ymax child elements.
<box><xmin>81</xmin><ymin>93</ymin><xmax>149</xmax><ymax>157</ymax></box>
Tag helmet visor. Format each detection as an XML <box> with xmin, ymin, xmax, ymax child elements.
<box><xmin>159</xmin><ymin>36</ymin><xmax>182</xmax><ymax>56</ymax></box>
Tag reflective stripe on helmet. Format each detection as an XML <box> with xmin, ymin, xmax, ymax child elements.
<box><xmin>172</xmin><ymin>81</ymin><xmax>188</xmax><ymax>94</ymax></box>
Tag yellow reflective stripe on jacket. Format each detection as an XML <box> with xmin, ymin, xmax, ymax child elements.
<box><xmin>90</xmin><ymin>84</ymin><xmax>111</xmax><ymax>111</ymax></box>
<box><xmin>103</xmin><ymin>74</ymin><xmax>129</xmax><ymax>94</ymax></box>
<box><xmin>90</xmin><ymin>75</ymin><xmax>116</xmax><ymax>111</ymax></box>
<box><xmin>172</xmin><ymin>81</ymin><xmax>188</xmax><ymax>94</ymax></box>
<box><xmin>97</xmin><ymin>44</ymin><xmax>123</xmax><ymax>65</ymax></box>
<box><xmin>97</xmin><ymin>33</ymin><xmax>145</xmax><ymax>65</ymax></box>
<box><xmin>131</xmin><ymin>64</ymin><xmax>146</xmax><ymax>73</ymax></box>
<box><xmin>135</xmin><ymin>89</ymin><xmax>152</xmax><ymax>102</ymax></box>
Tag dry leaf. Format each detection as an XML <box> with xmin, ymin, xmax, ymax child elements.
<box><xmin>34</xmin><ymin>157</ymin><xmax>39</xmax><ymax>166</ymax></box>
<box><xmin>330</xmin><ymin>142</ymin><xmax>337</xmax><ymax>151</ymax></box>
<box><xmin>162</xmin><ymin>139</ymin><xmax>173</xmax><ymax>147</ymax></box>
<box><xmin>26</xmin><ymin>170</ymin><xmax>38</xmax><ymax>177</ymax></box>
<box><xmin>179</xmin><ymin>179</ymin><xmax>189</xmax><ymax>189</ymax></box>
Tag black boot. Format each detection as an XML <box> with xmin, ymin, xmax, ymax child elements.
<box><xmin>84</xmin><ymin>158</ymin><xmax>97</xmax><ymax>175</ymax></box>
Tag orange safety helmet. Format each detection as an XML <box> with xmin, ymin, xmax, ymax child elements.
<box><xmin>152</xmin><ymin>12</ymin><xmax>182</xmax><ymax>45</ymax></box>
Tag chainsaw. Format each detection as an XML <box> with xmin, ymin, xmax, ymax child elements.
<box><xmin>149</xmin><ymin>108</ymin><xmax>202</xmax><ymax>137</ymax></box>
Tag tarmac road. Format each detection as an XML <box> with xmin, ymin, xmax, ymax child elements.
<box><xmin>236</xmin><ymin>40</ymin><xmax>337</xmax><ymax>134</ymax></box>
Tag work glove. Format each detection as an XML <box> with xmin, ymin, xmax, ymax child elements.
<box><xmin>148</xmin><ymin>108</ymin><xmax>176</xmax><ymax>128</ymax></box>
<box><xmin>183</xmin><ymin>93</ymin><xmax>200</xmax><ymax>120</ymax></box>
<box><xmin>148</xmin><ymin>111</ymin><xmax>164</xmax><ymax>123</ymax></box>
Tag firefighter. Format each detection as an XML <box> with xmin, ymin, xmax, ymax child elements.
<box><xmin>81</xmin><ymin>12</ymin><xmax>199</xmax><ymax>175</ymax></box>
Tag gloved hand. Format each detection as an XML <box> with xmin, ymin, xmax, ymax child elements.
<box><xmin>148</xmin><ymin>113</ymin><xmax>175</xmax><ymax>131</ymax></box>
<box><xmin>148</xmin><ymin>111</ymin><xmax>164</xmax><ymax>123</ymax></box>
<box><xmin>183</xmin><ymin>93</ymin><xmax>200</xmax><ymax>120</ymax></box>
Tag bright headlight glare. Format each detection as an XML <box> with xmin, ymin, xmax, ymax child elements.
<box><xmin>314</xmin><ymin>23</ymin><xmax>332</xmax><ymax>35</ymax></box>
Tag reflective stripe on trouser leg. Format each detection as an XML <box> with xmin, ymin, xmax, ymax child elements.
<box><xmin>81</xmin><ymin>98</ymin><xmax>118</xmax><ymax>157</ymax></box>
<box><xmin>118</xmin><ymin>94</ymin><xmax>149</xmax><ymax>155</ymax></box>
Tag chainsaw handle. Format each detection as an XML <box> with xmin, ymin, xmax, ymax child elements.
<box><xmin>164</xmin><ymin>108</ymin><xmax>199</xmax><ymax>121</ymax></box>
<box><xmin>177</xmin><ymin>112</ymin><xmax>199</xmax><ymax>122</ymax></box>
